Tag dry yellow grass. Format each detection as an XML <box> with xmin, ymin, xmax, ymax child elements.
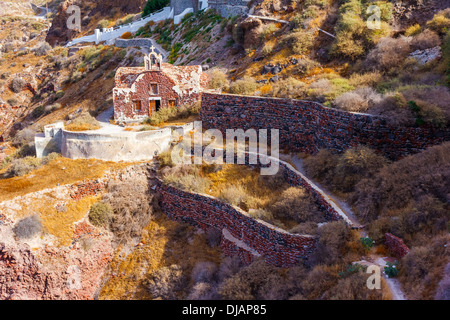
<box><xmin>204</xmin><ymin>164</ymin><xmax>286</xmax><ymax>209</ymax></box>
<box><xmin>0</xmin><ymin>157</ymin><xmax>129</xmax><ymax>202</ymax></box>
<box><xmin>14</xmin><ymin>194</ymin><xmax>99</xmax><ymax>246</ymax></box>
<box><xmin>99</xmin><ymin>216</ymin><xmax>222</xmax><ymax>300</ymax></box>
<box><xmin>64</xmin><ymin>123</ymin><xmax>101</xmax><ymax>132</ymax></box>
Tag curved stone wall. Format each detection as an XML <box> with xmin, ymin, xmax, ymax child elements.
<box><xmin>200</xmin><ymin>93</ymin><xmax>450</xmax><ymax>160</ymax></box>
<box><xmin>156</xmin><ymin>154</ymin><xmax>354</xmax><ymax>267</ymax></box>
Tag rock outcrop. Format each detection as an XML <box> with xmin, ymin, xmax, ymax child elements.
<box><xmin>46</xmin><ymin>0</ymin><xmax>147</xmax><ymax>46</ymax></box>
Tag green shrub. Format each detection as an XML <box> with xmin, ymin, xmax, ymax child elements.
<box><xmin>145</xmin><ymin>107</ymin><xmax>176</xmax><ymax>126</ymax></box>
<box><xmin>158</xmin><ymin>150</ymin><xmax>174</xmax><ymax>167</ymax></box>
<box><xmin>55</xmin><ymin>90</ymin><xmax>65</xmax><ymax>100</ymax></box>
<box><xmin>143</xmin><ymin>0</ymin><xmax>170</xmax><ymax>17</ymax></box>
<box><xmin>13</xmin><ymin>215</ymin><xmax>42</xmax><ymax>239</ymax></box>
<box><xmin>8</xmin><ymin>157</ymin><xmax>42</xmax><ymax>176</ymax></box>
<box><xmin>282</xmin><ymin>29</ymin><xmax>314</xmax><ymax>55</ymax></box>
<box><xmin>89</xmin><ymin>202</ymin><xmax>113</xmax><ymax>227</ymax></box>
<box><xmin>360</xmin><ymin>237</ymin><xmax>374</xmax><ymax>250</ymax></box>
<box><xmin>31</xmin><ymin>105</ymin><xmax>45</xmax><ymax>119</ymax></box>
<box><xmin>384</xmin><ymin>261</ymin><xmax>399</xmax><ymax>278</ymax></box>
<box><xmin>97</xmin><ymin>19</ymin><xmax>110</xmax><ymax>29</ymax></box>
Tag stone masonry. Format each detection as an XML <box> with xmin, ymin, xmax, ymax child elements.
<box><xmin>113</xmin><ymin>58</ymin><xmax>208</xmax><ymax>123</ymax></box>
<box><xmin>157</xmin><ymin>180</ymin><xmax>317</xmax><ymax>267</ymax></box>
<box><xmin>384</xmin><ymin>233</ymin><xmax>410</xmax><ymax>259</ymax></box>
<box><xmin>200</xmin><ymin>93</ymin><xmax>450</xmax><ymax>160</ymax></box>
<box><xmin>156</xmin><ymin>153</ymin><xmax>355</xmax><ymax>267</ymax></box>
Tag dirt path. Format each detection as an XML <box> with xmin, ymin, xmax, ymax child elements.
<box><xmin>280</xmin><ymin>153</ymin><xmax>408</xmax><ymax>300</ymax></box>
<box><xmin>281</xmin><ymin>153</ymin><xmax>363</xmax><ymax>228</ymax></box>
<box><xmin>375</xmin><ymin>257</ymin><xmax>407</xmax><ymax>300</ymax></box>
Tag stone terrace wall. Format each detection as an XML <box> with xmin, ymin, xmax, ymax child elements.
<box><xmin>156</xmin><ymin>180</ymin><xmax>317</xmax><ymax>267</ymax></box>
<box><xmin>156</xmin><ymin>151</ymin><xmax>356</xmax><ymax>267</ymax></box>
<box><xmin>200</xmin><ymin>93</ymin><xmax>450</xmax><ymax>160</ymax></box>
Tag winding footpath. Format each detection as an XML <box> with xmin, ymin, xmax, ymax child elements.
<box><xmin>282</xmin><ymin>153</ymin><xmax>408</xmax><ymax>300</ymax></box>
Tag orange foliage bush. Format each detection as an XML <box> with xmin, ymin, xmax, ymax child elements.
<box><xmin>121</xmin><ymin>31</ymin><xmax>132</xmax><ymax>39</ymax></box>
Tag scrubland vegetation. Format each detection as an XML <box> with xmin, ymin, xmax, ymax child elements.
<box><xmin>0</xmin><ymin>0</ymin><xmax>448</xmax><ymax>301</ymax></box>
<box><xmin>143</xmin><ymin>101</ymin><xmax>201</xmax><ymax>126</ymax></box>
<box><xmin>161</xmin><ymin>162</ymin><xmax>328</xmax><ymax>232</ymax></box>
<box><xmin>303</xmin><ymin>142</ymin><xmax>450</xmax><ymax>299</ymax></box>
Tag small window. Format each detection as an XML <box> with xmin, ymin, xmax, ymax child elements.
<box><xmin>168</xmin><ymin>99</ymin><xmax>176</xmax><ymax>108</ymax></box>
<box><xmin>151</xmin><ymin>84</ymin><xmax>158</xmax><ymax>95</ymax></box>
<box><xmin>133</xmin><ymin>100</ymin><xmax>142</xmax><ymax>112</ymax></box>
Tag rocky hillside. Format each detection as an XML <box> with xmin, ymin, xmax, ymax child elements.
<box><xmin>0</xmin><ymin>0</ymin><xmax>449</xmax><ymax>301</ymax></box>
<box><xmin>46</xmin><ymin>0</ymin><xmax>147</xmax><ymax>46</ymax></box>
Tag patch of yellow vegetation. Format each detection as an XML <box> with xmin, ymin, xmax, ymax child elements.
<box><xmin>99</xmin><ymin>216</ymin><xmax>222</xmax><ymax>300</ymax></box>
<box><xmin>15</xmin><ymin>195</ymin><xmax>99</xmax><ymax>246</ymax></box>
<box><xmin>0</xmin><ymin>157</ymin><xmax>129</xmax><ymax>202</ymax></box>
<box><xmin>64</xmin><ymin>123</ymin><xmax>101</xmax><ymax>132</ymax></box>
<box><xmin>204</xmin><ymin>164</ymin><xmax>285</xmax><ymax>209</ymax></box>
<box><xmin>99</xmin><ymin>218</ymin><xmax>170</xmax><ymax>300</ymax></box>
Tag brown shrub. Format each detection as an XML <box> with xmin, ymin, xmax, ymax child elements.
<box><xmin>102</xmin><ymin>167</ymin><xmax>155</xmax><ymax>244</ymax></box>
<box><xmin>192</xmin><ymin>261</ymin><xmax>218</xmax><ymax>284</ymax></box>
<box><xmin>401</xmin><ymin>86</ymin><xmax>450</xmax><ymax>124</ymax></box>
<box><xmin>368</xmin><ymin>93</ymin><xmax>416</xmax><ymax>126</ymax></box>
<box><xmin>334</xmin><ymin>90</ymin><xmax>369</xmax><ymax>112</ymax></box>
<box><xmin>146</xmin><ymin>264</ymin><xmax>186</xmax><ymax>300</ymax></box>
<box><xmin>229</xmin><ymin>76</ymin><xmax>260</xmax><ymax>95</ymax></box>
<box><xmin>269</xmin><ymin>187</ymin><xmax>324</xmax><ymax>224</ymax></box>
<box><xmin>65</xmin><ymin>112</ymin><xmax>101</xmax><ymax>131</ymax></box>
<box><xmin>352</xmin><ymin>142</ymin><xmax>450</xmax><ymax>224</ymax></box>
<box><xmin>399</xmin><ymin>235</ymin><xmax>449</xmax><ymax>300</ymax></box>
<box><xmin>281</xmin><ymin>29</ymin><xmax>314</xmax><ymax>55</ymax></box>
<box><xmin>332</xmin><ymin>146</ymin><xmax>388</xmax><ymax>193</ymax></box>
<box><xmin>363</xmin><ymin>37</ymin><xmax>411</xmax><ymax>72</ymax></box>
<box><xmin>289</xmin><ymin>221</ymin><xmax>318</xmax><ymax>235</ymax></box>
<box><xmin>410</xmin><ymin>29</ymin><xmax>441</xmax><ymax>51</ymax></box>
<box><xmin>218</xmin><ymin>256</ymin><xmax>243</xmax><ymax>282</ymax></box>
<box><xmin>312</xmin><ymin>221</ymin><xmax>351</xmax><ymax>265</ymax></box>
<box><xmin>9</xmin><ymin>77</ymin><xmax>26</xmax><ymax>93</ymax></box>
<box><xmin>301</xmin><ymin>265</ymin><xmax>339</xmax><ymax>299</ymax></box>
<box><xmin>207</xmin><ymin>69</ymin><xmax>229</xmax><ymax>91</ymax></box>
<box><xmin>348</xmin><ymin>72</ymin><xmax>383</xmax><ymax>88</ymax></box>
<box><xmin>435</xmin><ymin>263</ymin><xmax>450</xmax><ymax>300</ymax></box>
<box><xmin>218</xmin><ymin>259</ymin><xmax>281</xmax><ymax>300</ymax></box>
<box><xmin>324</xmin><ymin>271</ymin><xmax>384</xmax><ymax>300</ymax></box>
<box><xmin>13</xmin><ymin>215</ymin><xmax>43</xmax><ymax>239</ymax></box>
<box><xmin>269</xmin><ymin>77</ymin><xmax>306</xmax><ymax>99</ymax></box>
<box><xmin>187</xmin><ymin>282</ymin><xmax>219</xmax><ymax>300</ymax></box>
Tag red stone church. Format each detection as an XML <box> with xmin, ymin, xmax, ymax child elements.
<box><xmin>113</xmin><ymin>47</ymin><xmax>209</xmax><ymax>123</ymax></box>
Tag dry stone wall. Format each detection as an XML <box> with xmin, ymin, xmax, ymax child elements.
<box><xmin>156</xmin><ymin>149</ymin><xmax>359</xmax><ymax>267</ymax></box>
<box><xmin>384</xmin><ymin>233</ymin><xmax>410</xmax><ymax>258</ymax></box>
<box><xmin>200</xmin><ymin>93</ymin><xmax>450</xmax><ymax>160</ymax></box>
<box><xmin>157</xmin><ymin>180</ymin><xmax>317</xmax><ymax>267</ymax></box>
